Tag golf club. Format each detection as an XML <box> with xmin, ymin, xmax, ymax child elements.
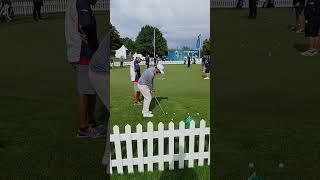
<box><xmin>154</xmin><ymin>96</ymin><xmax>166</xmax><ymax>116</ymax></box>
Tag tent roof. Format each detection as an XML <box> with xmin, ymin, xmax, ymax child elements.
<box><xmin>116</xmin><ymin>45</ymin><xmax>128</xmax><ymax>51</ymax></box>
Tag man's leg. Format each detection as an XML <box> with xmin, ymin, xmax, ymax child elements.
<box><xmin>76</xmin><ymin>64</ymin><xmax>99</xmax><ymax>135</ymax></box>
<box><xmin>253</xmin><ymin>6</ymin><xmax>257</xmax><ymax>18</ymax></box>
<box><xmin>138</xmin><ymin>84</ymin><xmax>152</xmax><ymax>114</ymax></box>
<box><xmin>78</xmin><ymin>95</ymin><xmax>88</xmax><ymax>129</ymax></box>
<box><xmin>134</xmin><ymin>91</ymin><xmax>139</xmax><ymax>103</ymax></box>
<box><xmin>298</xmin><ymin>15</ymin><xmax>304</xmax><ymax>29</ymax></box>
<box><xmin>133</xmin><ymin>82</ymin><xmax>141</xmax><ymax>104</ymax></box>
<box><xmin>295</xmin><ymin>9</ymin><xmax>299</xmax><ymax>29</ymax></box>
<box><xmin>33</xmin><ymin>4</ymin><xmax>37</xmax><ymax>21</ymax></box>
<box><xmin>249</xmin><ymin>3</ymin><xmax>253</xmax><ymax>17</ymax></box>
<box><xmin>37</xmin><ymin>4</ymin><xmax>42</xmax><ymax>20</ymax></box>
<box><xmin>87</xmin><ymin>94</ymin><xmax>96</xmax><ymax>125</ymax></box>
<box><xmin>137</xmin><ymin>92</ymin><xmax>141</xmax><ymax>102</ymax></box>
<box><xmin>315</xmin><ymin>36</ymin><xmax>319</xmax><ymax>49</ymax></box>
<box><xmin>308</xmin><ymin>37</ymin><xmax>314</xmax><ymax>49</ymax></box>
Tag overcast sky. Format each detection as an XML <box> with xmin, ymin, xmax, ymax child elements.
<box><xmin>110</xmin><ymin>0</ymin><xmax>210</xmax><ymax>49</ymax></box>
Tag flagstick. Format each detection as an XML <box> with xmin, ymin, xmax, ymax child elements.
<box><xmin>199</xmin><ymin>34</ymin><xmax>201</xmax><ymax>61</ymax></box>
<box><xmin>153</xmin><ymin>28</ymin><xmax>156</xmax><ymax>63</ymax></box>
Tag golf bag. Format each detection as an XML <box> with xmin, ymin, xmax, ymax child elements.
<box><xmin>236</xmin><ymin>0</ymin><xmax>244</xmax><ymax>8</ymax></box>
<box><xmin>0</xmin><ymin>0</ymin><xmax>14</xmax><ymax>22</ymax></box>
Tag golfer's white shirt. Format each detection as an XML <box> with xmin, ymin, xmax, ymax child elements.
<box><xmin>130</xmin><ymin>60</ymin><xmax>136</xmax><ymax>82</ymax></box>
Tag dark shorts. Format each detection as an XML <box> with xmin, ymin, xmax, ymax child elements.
<box><xmin>305</xmin><ymin>20</ymin><xmax>320</xmax><ymax>37</ymax></box>
<box><xmin>295</xmin><ymin>6</ymin><xmax>304</xmax><ymax>16</ymax></box>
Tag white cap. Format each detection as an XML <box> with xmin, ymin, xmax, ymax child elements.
<box><xmin>156</xmin><ymin>64</ymin><xmax>165</xmax><ymax>74</ymax></box>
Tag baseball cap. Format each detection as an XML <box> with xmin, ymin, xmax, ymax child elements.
<box><xmin>156</xmin><ymin>64</ymin><xmax>165</xmax><ymax>74</ymax></box>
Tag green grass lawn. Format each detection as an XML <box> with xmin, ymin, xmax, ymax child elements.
<box><xmin>0</xmin><ymin>12</ymin><xmax>109</xmax><ymax>179</ymax></box>
<box><xmin>213</xmin><ymin>8</ymin><xmax>320</xmax><ymax>179</ymax></box>
<box><xmin>110</xmin><ymin>65</ymin><xmax>210</xmax><ymax>179</ymax></box>
<box><xmin>110</xmin><ymin>65</ymin><xmax>210</xmax><ymax>128</ymax></box>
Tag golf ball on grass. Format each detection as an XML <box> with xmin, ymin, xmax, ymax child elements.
<box><xmin>171</xmin><ymin>118</ymin><xmax>174</xmax><ymax>121</ymax></box>
<box><xmin>173</xmin><ymin>113</ymin><xmax>176</xmax><ymax>115</ymax></box>
<box><xmin>187</xmin><ymin>112</ymin><xmax>190</xmax><ymax>115</ymax></box>
<box><xmin>249</xmin><ymin>162</ymin><xmax>254</xmax><ymax>168</ymax></box>
<box><xmin>166</xmin><ymin>112</ymin><xmax>168</xmax><ymax>115</ymax></box>
<box><xmin>278</xmin><ymin>163</ymin><xmax>284</xmax><ymax>168</ymax></box>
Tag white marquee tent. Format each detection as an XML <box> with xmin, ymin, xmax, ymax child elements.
<box><xmin>115</xmin><ymin>45</ymin><xmax>128</xmax><ymax>59</ymax></box>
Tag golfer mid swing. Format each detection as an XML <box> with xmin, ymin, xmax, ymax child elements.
<box><xmin>137</xmin><ymin>64</ymin><xmax>165</xmax><ymax>118</ymax></box>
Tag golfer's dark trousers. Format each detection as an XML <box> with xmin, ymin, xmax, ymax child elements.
<box><xmin>146</xmin><ymin>61</ymin><xmax>150</xmax><ymax>68</ymax></box>
<box><xmin>188</xmin><ymin>61</ymin><xmax>191</xmax><ymax>67</ymax></box>
<box><xmin>33</xmin><ymin>2</ymin><xmax>42</xmax><ymax>21</ymax></box>
<box><xmin>249</xmin><ymin>0</ymin><xmax>257</xmax><ymax>18</ymax></box>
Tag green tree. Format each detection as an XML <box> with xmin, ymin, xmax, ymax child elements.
<box><xmin>110</xmin><ymin>23</ymin><xmax>122</xmax><ymax>52</ymax></box>
<box><xmin>135</xmin><ymin>25</ymin><xmax>168</xmax><ymax>57</ymax></box>
<box><xmin>201</xmin><ymin>38</ymin><xmax>210</xmax><ymax>57</ymax></box>
<box><xmin>122</xmin><ymin>37</ymin><xmax>136</xmax><ymax>53</ymax></box>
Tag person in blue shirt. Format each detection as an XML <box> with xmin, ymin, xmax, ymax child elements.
<box><xmin>130</xmin><ymin>57</ymin><xmax>142</xmax><ymax>105</ymax></box>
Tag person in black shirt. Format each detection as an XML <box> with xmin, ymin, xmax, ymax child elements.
<box><xmin>301</xmin><ymin>0</ymin><xmax>320</xmax><ymax>56</ymax></box>
<box><xmin>145</xmin><ymin>55</ymin><xmax>150</xmax><ymax>68</ymax></box>
<box><xmin>153</xmin><ymin>55</ymin><xmax>157</xmax><ymax>66</ymax></box>
<box><xmin>33</xmin><ymin>0</ymin><xmax>43</xmax><ymax>21</ymax></box>
<box><xmin>187</xmin><ymin>55</ymin><xmax>191</xmax><ymax>68</ymax></box>
<box><xmin>248</xmin><ymin>0</ymin><xmax>258</xmax><ymax>19</ymax></box>
<box><xmin>204</xmin><ymin>56</ymin><xmax>211</xmax><ymax>80</ymax></box>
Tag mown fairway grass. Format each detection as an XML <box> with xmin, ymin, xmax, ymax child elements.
<box><xmin>213</xmin><ymin>8</ymin><xmax>320</xmax><ymax>179</ymax></box>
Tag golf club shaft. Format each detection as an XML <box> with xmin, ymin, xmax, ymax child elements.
<box><xmin>154</xmin><ymin>96</ymin><xmax>166</xmax><ymax>115</ymax></box>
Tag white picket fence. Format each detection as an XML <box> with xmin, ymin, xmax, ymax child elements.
<box><xmin>110</xmin><ymin>120</ymin><xmax>210</xmax><ymax>174</ymax></box>
<box><xmin>111</xmin><ymin>60</ymin><xmax>202</xmax><ymax>67</ymax></box>
<box><xmin>211</xmin><ymin>0</ymin><xmax>293</xmax><ymax>8</ymax></box>
<box><xmin>12</xmin><ymin>0</ymin><xmax>108</xmax><ymax>16</ymax></box>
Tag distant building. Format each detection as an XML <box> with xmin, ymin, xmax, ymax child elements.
<box><xmin>166</xmin><ymin>49</ymin><xmax>199</xmax><ymax>61</ymax></box>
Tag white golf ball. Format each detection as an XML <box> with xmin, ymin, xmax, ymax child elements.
<box><xmin>171</xmin><ymin>118</ymin><xmax>173</xmax><ymax>120</ymax></box>
<box><xmin>173</xmin><ymin>113</ymin><xmax>176</xmax><ymax>115</ymax></box>
<box><xmin>249</xmin><ymin>162</ymin><xmax>254</xmax><ymax>168</ymax></box>
<box><xmin>278</xmin><ymin>163</ymin><xmax>284</xmax><ymax>168</ymax></box>
<box><xmin>197</xmin><ymin>113</ymin><xmax>200</xmax><ymax>115</ymax></box>
<box><xmin>165</xmin><ymin>112</ymin><xmax>168</xmax><ymax>115</ymax></box>
<box><xmin>187</xmin><ymin>113</ymin><xmax>190</xmax><ymax>115</ymax></box>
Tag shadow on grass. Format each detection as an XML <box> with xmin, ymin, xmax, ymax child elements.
<box><xmin>294</xmin><ymin>43</ymin><xmax>307</xmax><ymax>52</ymax></box>
<box><xmin>150</xmin><ymin>97</ymin><xmax>168</xmax><ymax>112</ymax></box>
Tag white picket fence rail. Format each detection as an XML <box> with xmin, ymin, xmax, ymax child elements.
<box><xmin>211</xmin><ymin>0</ymin><xmax>293</xmax><ymax>8</ymax></box>
<box><xmin>110</xmin><ymin>120</ymin><xmax>210</xmax><ymax>174</ymax></box>
<box><xmin>111</xmin><ymin>60</ymin><xmax>202</xmax><ymax>67</ymax></box>
<box><xmin>11</xmin><ymin>0</ymin><xmax>108</xmax><ymax>16</ymax></box>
